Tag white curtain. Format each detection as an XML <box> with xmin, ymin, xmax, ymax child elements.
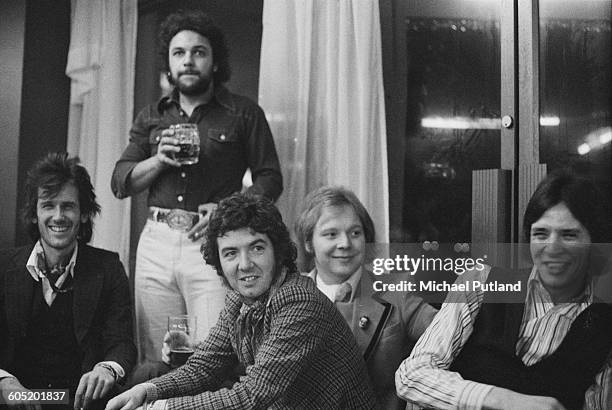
<box><xmin>259</xmin><ymin>0</ymin><xmax>389</xmax><ymax>241</ymax></box>
<box><xmin>66</xmin><ymin>0</ymin><xmax>137</xmax><ymax>266</ymax></box>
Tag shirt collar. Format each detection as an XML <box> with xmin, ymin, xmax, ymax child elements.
<box><xmin>157</xmin><ymin>84</ymin><xmax>234</xmax><ymax>113</ymax></box>
<box><xmin>26</xmin><ymin>241</ymin><xmax>79</xmax><ymax>282</ymax></box>
<box><xmin>310</xmin><ymin>266</ymin><xmax>363</xmax><ymax>303</ymax></box>
<box><xmin>527</xmin><ymin>264</ymin><xmax>593</xmax><ymax>304</ymax></box>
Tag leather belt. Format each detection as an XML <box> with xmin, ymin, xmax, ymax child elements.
<box><xmin>148</xmin><ymin>207</ymin><xmax>199</xmax><ymax>231</ymax></box>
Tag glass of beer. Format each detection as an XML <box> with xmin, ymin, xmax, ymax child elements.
<box><xmin>167</xmin><ymin>315</ymin><xmax>197</xmax><ymax>367</ymax></box>
<box><xmin>169</xmin><ymin>123</ymin><xmax>200</xmax><ymax>165</ymax></box>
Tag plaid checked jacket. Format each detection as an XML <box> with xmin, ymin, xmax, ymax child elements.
<box><xmin>145</xmin><ymin>272</ymin><xmax>377</xmax><ymax>409</ymax></box>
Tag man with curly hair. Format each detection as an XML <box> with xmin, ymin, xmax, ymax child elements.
<box><xmin>111</xmin><ymin>9</ymin><xmax>283</xmax><ymax>363</ymax></box>
<box><xmin>107</xmin><ymin>193</ymin><xmax>376</xmax><ymax>409</ymax></box>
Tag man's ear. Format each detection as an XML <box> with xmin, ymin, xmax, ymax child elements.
<box><xmin>80</xmin><ymin>214</ymin><xmax>89</xmax><ymax>224</ymax></box>
<box><xmin>32</xmin><ymin>218</ymin><xmax>37</xmax><ymax>224</ymax></box>
<box><xmin>213</xmin><ymin>64</ymin><xmax>218</xmax><ymax>73</ymax></box>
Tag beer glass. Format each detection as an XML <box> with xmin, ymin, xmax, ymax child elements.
<box><xmin>169</xmin><ymin>123</ymin><xmax>200</xmax><ymax>165</ymax></box>
<box><xmin>167</xmin><ymin>315</ymin><xmax>197</xmax><ymax>367</ymax></box>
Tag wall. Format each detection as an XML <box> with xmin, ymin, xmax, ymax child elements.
<box><xmin>0</xmin><ymin>0</ymin><xmax>71</xmax><ymax>248</ymax></box>
<box><xmin>0</xmin><ymin>1</ymin><xmax>25</xmax><ymax>248</ymax></box>
<box><xmin>15</xmin><ymin>0</ymin><xmax>71</xmax><ymax>245</ymax></box>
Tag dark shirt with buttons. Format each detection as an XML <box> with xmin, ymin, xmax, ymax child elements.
<box><xmin>111</xmin><ymin>85</ymin><xmax>283</xmax><ymax>211</ymax></box>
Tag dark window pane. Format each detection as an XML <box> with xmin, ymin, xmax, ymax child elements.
<box><xmin>539</xmin><ymin>1</ymin><xmax>612</xmax><ymax>214</ymax></box>
<box><xmin>400</xmin><ymin>8</ymin><xmax>501</xmax><ymax>243</ymax></box>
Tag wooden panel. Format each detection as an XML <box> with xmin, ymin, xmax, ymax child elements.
<box><xmin>500</xmin><ymin>0</ymin><xmax>517</xmax><ymax>171</ymax></box>
<box><xmin>472</xmin><ymin>169</ymin><xmax>512</xmax><ymax>266</ymax></box>
<box><xmin>518</xmin><ymin>163</ymin><xmax>547</xmax><ymax>243</ymax></box>
<box><xmin>517</xmin><ymin>0</ymin><xmax>540</xmax><ymax>164</ymax></box>
<box><xmin>472</xmin><ymin>169</ymin><xmax>511</xmax><ymax>243</ymax></box>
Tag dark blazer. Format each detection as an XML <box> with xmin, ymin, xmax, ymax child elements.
<box><xmin>0</xmin><ymin>244</ymin><xmax>136</xmax><ymax>381</ymax></box>
<box><xmin>307</xmin><ymin>269</ymin><xmax>437</xmax><ymax>410</ymax></box>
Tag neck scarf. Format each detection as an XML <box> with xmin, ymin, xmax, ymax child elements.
<box><xmin>36</xmin><ymin>251</ymin><xmax>74</xmax><ymax>293</ymax></box>
<box><xmin>234</xmin><ymin>269</ymin><xmax>288</xmax><ymax>365</ymax></box>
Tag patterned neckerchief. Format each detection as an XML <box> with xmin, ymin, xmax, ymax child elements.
<box><xmin>234</xmin><ymin>269</ymin><xmax>288</xmax><ymax>365</ymax></box>
<box><xmin>36</xmin><ymin>251</ymin><xmax>74</xmax><ymax>293</ymax></box>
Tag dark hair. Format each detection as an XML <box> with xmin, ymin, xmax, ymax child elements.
<box><xmin>158</xmin><ymin>9</ymin><xmax>231</xmax><ymax>84</ymax></box>
<box><xmin>203</xmin><ymin>193</ymin><xmax>298</xmax><ymax>282</ymax></box>
<box><xmin>21</xmin><ymin>152</ymin><xmax>100</xmax><ymax>243</ymax></box>
<box><xmin>295</xmin><ymin>186</ymin><xmax>376</xmax><ymax>259</ymax></box>
<box><xmin>523</xmin><ymin>169</ymin><xmax>606</xmax><ymax>243</ymax></box>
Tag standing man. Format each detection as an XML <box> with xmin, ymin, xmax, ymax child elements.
<box><xmin>111</xmin><ymin>10</ymin><xmax>283</xmax><ymax>363</ymax></box>
<box><xmin>0</xmin><ymin>152</ymin><xmax>136</xmax><ymax>409</ymax></box>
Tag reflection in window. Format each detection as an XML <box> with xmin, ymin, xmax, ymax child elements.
<box><xmin>402</xmin><ymin>18</ymin><xmax>500</xmax><ymax>242</ymax></box>
<box><xmin>539</xmin><ymin>15</ymin><xmax>612</xmax><ymax>216</ymax></box>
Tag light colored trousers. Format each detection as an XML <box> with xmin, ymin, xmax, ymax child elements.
<box><xmin>135</xmin><ymin>219</ymin><xmax>226</xmax><ymax>363</ymax></box>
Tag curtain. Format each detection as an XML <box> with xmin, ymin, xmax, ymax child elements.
<box><xmin>259</xmin><ymin>0</ymin><xmax>389</xmax><ymax>242</ymax></box>
<box><xmin>65</xmin><ymin>0</ymin><xmax>137</xmax><ymax>267</ymax></box>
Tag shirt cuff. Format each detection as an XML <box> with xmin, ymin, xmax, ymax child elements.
<box><xmin>112</xmin><ymin>161</ymin><xmax>138</xmax><ymax>198</ymax></box>
<box><xmin>0</xmin><ymin>370</ymin><xmax>16</xmax><ymax>380</ymax></box>
<box><xmin>456</xmin><ymin>380</ymin><xmax>494</xmax><ymax>410</ymax></box>
<box><xmin>147</xmin><ymin>399</ymin><xmax>168</xmax><ymax>410</ymax></box>
<box><xmin>95</xmin><ymin>361</ymin><xmax>125</xmax><ymax>382</ymax></box>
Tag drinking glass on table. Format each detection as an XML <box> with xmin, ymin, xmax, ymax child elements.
<box><xmin>167</xmin><ymin>315</ymin><xmax>197</xmax><ymax>367</ymax></box>
<box><xmin>168</xmin><ymin>123</ymin><xmax>200</xmax><ymax>165</ymax></box>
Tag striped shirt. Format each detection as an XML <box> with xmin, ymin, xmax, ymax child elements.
<box><xmin>395</xmin><ymin>265</ymin><xmax>611</xmax><ymax>409</ymax></box>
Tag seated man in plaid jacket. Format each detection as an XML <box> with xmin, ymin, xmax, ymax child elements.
<box><xmin>108</xmin><ymin>193</ymin><xmax>377</xmax><ymax>409</ymax></box>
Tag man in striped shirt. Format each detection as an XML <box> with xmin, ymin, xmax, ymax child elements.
<box><xmin>396</xmin><ymin>170</ymin><xmax>612</xmax><ymax>409</ymax></box>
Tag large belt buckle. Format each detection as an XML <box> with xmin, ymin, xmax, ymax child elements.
<box><xmin>166</xmin><ymin>209</ymin><xmax>199</xmax><ymax>232</ymax></box>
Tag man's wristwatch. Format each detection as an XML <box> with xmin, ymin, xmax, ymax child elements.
<box><xmin>96</xmin><ymin>363</ymin><xmax>118</xmax><ymax>382</ymax></box>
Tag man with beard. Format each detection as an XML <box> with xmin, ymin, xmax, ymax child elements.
<box><xmin>1</xmin><ymin>153</ymin><xmax>135</xmax><ymax>409</ymax></box>
<box><xmin>111</xmin><ymin>10</ymin><xmax>282</xmax><ymax>364</ymax></box>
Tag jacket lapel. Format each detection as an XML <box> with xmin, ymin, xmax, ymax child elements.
<box><xmin>72</xmin><ymin>245</ymin><xmax>103</xmax><ymax>344</ymax></box>
<box><xmin>5</xmin><ymin>247</ymin><xmax>36</xmax><ymax>340</ymax></box>
<box><xmin>353</xmin><ymin>273</ymin><xmax>390</xmax><ymax>360</ymax></box>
